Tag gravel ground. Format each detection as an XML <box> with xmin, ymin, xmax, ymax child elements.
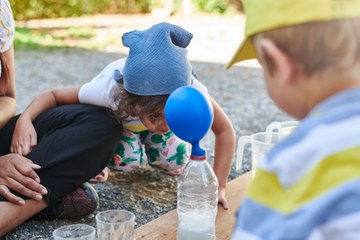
<box><xmin>4</xmin><ymin>14</ymin><xmax>293</xmax><ymax>239</ymax></box>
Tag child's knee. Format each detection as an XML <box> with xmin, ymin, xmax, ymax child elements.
<box><xmin>107</xmin><ymin>153</ymin><xmax>142</xmax><ymax>172</ymax></box>
<box><xmin>148</xmin><ymin>142</ymin><xmax>191</xmax><ymax>173</ymax></box>
<box><xmin>109</xmin><ymin>130</ymin><xmax>144</xmax><ymax>172</ymax></box>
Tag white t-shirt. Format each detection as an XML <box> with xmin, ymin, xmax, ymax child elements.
<box><xmin>0</xmin><ymin>0</ymin><xmax>14</xmax><ymax>53</ymax></box>
<box><xmin>78</xmin><ymin>57</ymin><xmax>208</xmax><ymax>131</ymax></box>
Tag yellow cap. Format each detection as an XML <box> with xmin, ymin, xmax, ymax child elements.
<box><xmin>227</xmin><ymin>0</ymin><xmax>360</xmax><ymax>68</ymax></box>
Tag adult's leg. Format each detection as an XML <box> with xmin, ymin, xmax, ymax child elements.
<box><xmin>0</xmin><ymin>200</ymin><xmax>47</xmax><ymax>236</ymax></box>
<box><xmin>0</xmin><ymin>104</ymin><xmax>122</xmax><ymax>213</ymax></box>
<box><xmin>28</xmin><ymin>104</ymin><xmax>122</xmax><ymax>204</ymax></box>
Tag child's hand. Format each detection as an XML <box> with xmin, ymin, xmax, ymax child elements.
<box><xmin>11</xmin><ymin>114</ymin><xmax>37</xmax><ymax>155</ymax></box>
<box><xmin>218</xmin><ymin>186</ymin><xmax>229</xmax><ymax>210</ymax></box>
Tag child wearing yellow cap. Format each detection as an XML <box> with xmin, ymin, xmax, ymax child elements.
<box><xmin>228</xmin><ymin>0</ymin><xmax>360</xmax><ymax>239</ymax></box>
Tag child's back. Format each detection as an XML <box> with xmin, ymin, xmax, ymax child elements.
<box><xmin>228</xmin><ymin>0</ymin><xmax>360</xmax><ymax>239</ymax></box>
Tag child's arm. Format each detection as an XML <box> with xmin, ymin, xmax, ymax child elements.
<box><xmin>11</xmin><ymin>86</ymin><xmax>81</xmax><ymax>155</ymax></box>
<box><xmin>210</xmin><ymin>96</ymin><xmax>236</xmax><ymax>210</ymax></box>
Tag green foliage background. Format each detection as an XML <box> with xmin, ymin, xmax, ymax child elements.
<box><xmin>11</xmin><ymin>0</ymin><xmax>150</xmax><ymax>20</ymax></box>
<box><xmin>11</xmin><ymin>0</ymin><xmax>242</xmax><ymax>21</ymax></box>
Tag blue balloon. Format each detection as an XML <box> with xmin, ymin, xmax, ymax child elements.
<box><xmin>164</xmin><ymin>86</ymin><xmax>214</xmax><ymax>156</ymax></box>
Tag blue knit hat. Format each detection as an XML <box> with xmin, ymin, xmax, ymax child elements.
<box><xmin>122</xmin><ymin>22</ymin><xmax>193</xmax><ymax>96</ymax></box>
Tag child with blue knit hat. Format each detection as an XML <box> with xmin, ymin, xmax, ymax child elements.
<box><xmin>122</xmin><ymin>22</ymin><xmax>192</xmax><ymax>95</ymax></box>
<box><xmin>11</xmin><ymin>22</ymin><xmax>236</xmax><ymax>210</ymax></box>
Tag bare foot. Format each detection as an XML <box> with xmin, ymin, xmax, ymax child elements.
<box><xmin>90</xmin><ymin>167</ymin><xmax>109</xmax><ymax>183</ymax></box>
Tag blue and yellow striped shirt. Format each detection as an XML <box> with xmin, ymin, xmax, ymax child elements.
<box><xmin>232</xmin><ymin>87</ymin><xmax>360</xmax><ymax>239</ymax></box>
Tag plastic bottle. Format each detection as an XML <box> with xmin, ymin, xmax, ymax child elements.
<box><xmin>164</xmin><ymin>86</ymin><xmax>217</xmax><ymax>239</ymax></box>
<box><xmin>176</xmin><ymin>149</ymin><xmax>218</xmax><ymax>240</ymax></box>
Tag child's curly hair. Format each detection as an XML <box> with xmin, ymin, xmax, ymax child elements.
<box><xmin>112</xmin><ymin>83</ymin><xmax>169</xmax><ymax>120</ymax></box>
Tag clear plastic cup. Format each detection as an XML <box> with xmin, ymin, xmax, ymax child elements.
<box><xmin>236</xmin><ymin>132</ymin><xmax>284</xmax><ymax>178</ymax></box>
<box><xmin>96</xmin><ymin>209</ymin><xmax>136</xmax><ymax>240</ymax></box>
<box><xmin>52</xmin><ymin>224</ymin><xmax>96</xmax><ymax>240</ymax></box>
<box><xmin>266</xmin><ymin>120</ymin><xmax>299</xmax><ymax>136</ymax></box>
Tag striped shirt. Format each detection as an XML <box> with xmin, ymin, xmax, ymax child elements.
<box><xmin>0</xmin><ymin>0</ymin><xmax>14</xmax><ymax>52</ymax></box>
<box><xmin>232</xmin><ymin>87</ymin><xmax>360</xmax><ymax>240</ymax></box>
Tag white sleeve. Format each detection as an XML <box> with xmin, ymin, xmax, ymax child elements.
<box><xmin>191</xmin><ymin>75</ymin><xmax>208</xmax><ymax>93</ymax></box>
<box><xmin>0</xmin><ymin>0</ymin><xmax>14</xmax><ymax>53</ymax></box>
<box><xmin>78</xmin><ymin>58</ymin><xmax>126</xmax><ymax>110</ymax></box>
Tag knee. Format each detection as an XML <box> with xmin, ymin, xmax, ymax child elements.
<box><xmin>148</xmin><ymin>142</ymin><xmax>191</xmax><ymax>172</ymax></box>
<box><xmin>108</xmin><ymin>153</ymin><xmax>142</xmax><ymax>172</ymax></box>
<box><xmin>82</xmin><ymin>109</ymin><xmax>123</xmax><ymax>145</ymax></box>
<box><xmin>90</xmin><ymin>112</ymin><xmax>122</xmax><ymax>138</ymax></box>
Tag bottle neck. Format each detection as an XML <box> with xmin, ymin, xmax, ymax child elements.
<box><xmin>190</xmin><ymin>155</ymin><xmax>207</xmax><ymax>161</ymax></box>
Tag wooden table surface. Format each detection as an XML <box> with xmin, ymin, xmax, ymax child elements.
<box><xmin>134</xmin><ymin>172</ymin><xmax>252</xmax><ymax>240</ymax></box>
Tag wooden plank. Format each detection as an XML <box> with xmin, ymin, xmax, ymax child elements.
<box><xmin>134</xmin><ymin>172</ymin><xmax>252</xmax><ymax>240</ymax></box>
<box><xmin>215</xmin><ymin>172</ymin><xmax>252</xmax><ymax>240</ymax></box>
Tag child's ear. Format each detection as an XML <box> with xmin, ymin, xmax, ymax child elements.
<box><xmin>259</xmin><ymin>39</ymin><xmax>296</xmax><ymax>85</ymax></box>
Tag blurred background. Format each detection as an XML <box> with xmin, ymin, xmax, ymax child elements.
<box><xmin>11</xmin><ymin>0</ymin><xmax>243</xmax><ymax>20</ymax></box>
<box><xmin>12</xmin><ymin>0</ymin><xmax>243</xmax><ymax>51</ymax></box>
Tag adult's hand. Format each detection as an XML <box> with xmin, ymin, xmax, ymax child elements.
<box><xmin>0</xmin><ymin>153</ymin><xmax>47</xmax><ymax>204</ymax></box>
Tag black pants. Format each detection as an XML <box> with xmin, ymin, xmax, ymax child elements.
<box><xmin>0</xmin><ymin>104</ymin><xmax>122</xmax><ymax>205</ymax></box>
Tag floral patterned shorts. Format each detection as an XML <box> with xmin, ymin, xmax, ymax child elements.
<box><xmin>108</xmin><ymin>129</ymin><xmax>191</xmax><ymax>174</ymax></box>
